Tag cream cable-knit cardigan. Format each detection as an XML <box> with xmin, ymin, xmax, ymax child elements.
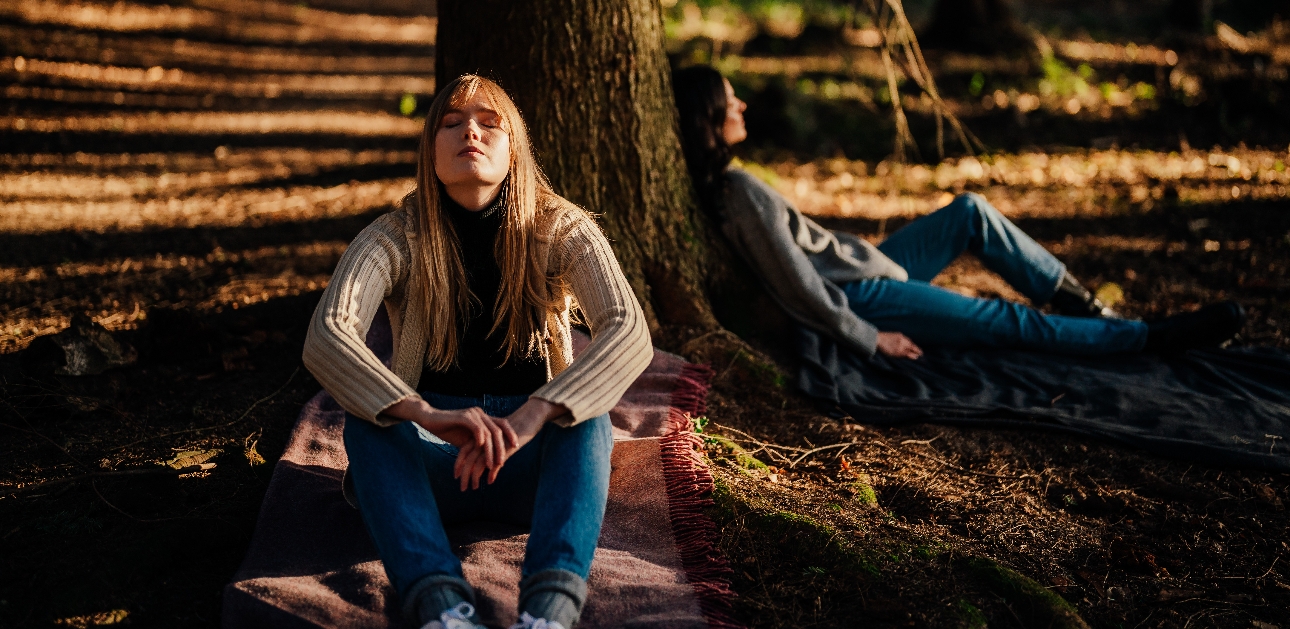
<box><xmin>303</xmin><ymin>192</ymin><xmax>652</xmax><ymax>427</ymax></box>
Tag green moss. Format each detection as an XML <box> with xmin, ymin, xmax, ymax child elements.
<box><xmin>959</xmin><ymin>557</ymin><xmax>1089</xmax><ymax>629</ymax></box>
<box><xmin>952</xmin><ymin>599</ymin><xmax>988</xmax><ymax>629</ymax></box>
<box><xmin>711</xmin><ymin>478</ymin><xmax>883</xmax><ymax>577</ymax></box>
<box><xmin>712</xmin><ymin>435</ymin><xmax>769</xmax><ymax>470</ymax></box>
<box><xmin>850</xmin><ymin>473</ymin><xmax>877</xmax><ymax>506</ymax></box>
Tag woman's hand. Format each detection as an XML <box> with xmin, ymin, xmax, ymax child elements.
<box><xmin>380</xmin><ymin>398</ymin><xmax>517</xmax><ymax>491</ymax></box>
<box><xmin>451</xmin><ymin>397</ymin><xmax>569</xmax><ymax>491</ymax></box>
<box><xmin>876</xmin><ymin>331</ymin><xmax>923</xmax><ymax>360</ymax></box>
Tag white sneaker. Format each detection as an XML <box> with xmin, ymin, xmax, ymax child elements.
<box><xmin>507</xmin><ymin>612</ymin><xmax>567</xmax><ymax>629</ymax></box>
<box><xmin>421</xmin><ymin>602</ymin><xmax>487</xmax><ymax>629</ymax></box>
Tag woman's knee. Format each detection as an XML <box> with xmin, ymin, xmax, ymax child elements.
<box><xmin>543</xmin><ymin>414</ymin><xmax>614</xmax><ymax>465</ymax></box>
<box><xmin>344</xmin><ymin>413</ymin><xmax>421</xmax><ymax>463</ymax></box>
<box><xmin>950</xmin><ymin>192</ymin><xmax>997</xmax><ymax>221</ymax></box>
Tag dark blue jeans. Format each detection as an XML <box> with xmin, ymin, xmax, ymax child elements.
<box><xmin>343</xmin><ymin>392</ymin><xmax>613</xmax><ymax>602</ymax></box>
<box><xmin>845</xmin><ymin>193</ymin><xmax>1147</xmax><ymax>355</ymax></box>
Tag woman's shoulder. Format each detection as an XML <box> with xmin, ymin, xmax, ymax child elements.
<box><xmin>722</xmin><ymin>166</ymin><xmax>788</xmax><ymax>219</ymax></box>
<box><xmin>537</xmin><ymin>190</ymin><xmax>600</xmax><ymax>239</ymax></box>
<box><xmin>350</xmin><ymin>194</ymin><xmax>414</xmax><ymax>253</ymax></box>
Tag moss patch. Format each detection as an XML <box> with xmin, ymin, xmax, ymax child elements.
<box><xmin>959</xmin><ymin>557</ymin><xmax>1089</xmax><ymax>629</ymax></box>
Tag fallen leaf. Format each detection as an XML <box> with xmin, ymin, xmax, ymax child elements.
<box><xmin>166</xmin><ymin>449</ymin><xmax>220</xmax><ymax>470</ymax></box>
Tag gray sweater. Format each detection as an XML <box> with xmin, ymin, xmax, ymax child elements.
<box><xmin>721</xmin><ymin>168</ymin><xmax>907</xmax><ymax>357</ymax></box>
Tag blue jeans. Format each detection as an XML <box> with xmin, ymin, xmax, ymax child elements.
<box><xmin>343</xmin><ymin>392</ymin><xmax>613</xmax><ymax>602</ymax></box>
<box><xmin>845</xmin><ymin>193</ymin><xmax>1147</xmax><ymax>355</ymax></box>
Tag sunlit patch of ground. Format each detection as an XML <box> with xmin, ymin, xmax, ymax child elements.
<box><xmin>744</xmin><ymin>147</ymin><xmax>1290</xmax><ymax>220</ymax></box>
<box><xmin>0</xmin><ymin>110</ymin><xmax>422</xmax><ymax>135</ymax></box>
<box><xmin>2</xmin><ymin>179</ymin><xmax>412</xmax><ymax>233</ymax></box>
<box><xmin>0</xmin><ymin>242</ymin><xmax>346</xmax><ymax>353</ymax></box>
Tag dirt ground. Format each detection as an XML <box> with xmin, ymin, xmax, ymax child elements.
<box><xmin>3</xmin><ymin>1</ymin><xmax>1289</xmax><ymax>628</ymax></box>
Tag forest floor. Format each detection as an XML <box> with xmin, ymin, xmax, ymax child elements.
<box><xmin>3</xmin><ymin>1</ymin><xmax>1290</xmax><ymax>628</ymax></box>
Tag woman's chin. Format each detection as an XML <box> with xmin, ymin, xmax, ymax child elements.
<box><xmin>439</xmin><ymin>168</ymin><xmax>506</xmax><ymax>190</ymax></box>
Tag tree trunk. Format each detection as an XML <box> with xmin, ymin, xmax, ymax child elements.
<box><xmin>920</xmin><ymin>0</ymin><xmax>1033</xmax><ymax>55</ymax></box>
<box><xmin>436</xmin><ymin>0</ymin><xmax>724</xmax><ymax>335</ymax></box>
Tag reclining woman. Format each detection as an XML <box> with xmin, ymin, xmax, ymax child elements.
<box><xmin>303</xmin><ymin>75</ymin><xmax>651</xmax><ymax>629</ymax></box>
<box><xmin>672</xmin><ymin>65</ymin><xmax>1244</xmax><ymax>360</ymax></box>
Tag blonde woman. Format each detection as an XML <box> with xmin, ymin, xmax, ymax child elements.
<box><xmin>303</xmin><ymin>75</ymin><xmax>651</xmax><ymax>629</ymax></box>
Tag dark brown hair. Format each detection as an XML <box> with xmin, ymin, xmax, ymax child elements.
<box><xmin>672</xmin><ymin>65</ymin><xmax>733</xmax><ymax>222</ymax></box>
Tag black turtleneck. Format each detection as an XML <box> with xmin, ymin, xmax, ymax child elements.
<box><xmin>416</xmin><ymin>189</ymin><xmax>548</xmax><ymax>397</ymax></box>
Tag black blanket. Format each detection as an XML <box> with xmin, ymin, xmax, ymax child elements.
<box><xmin>794</xmin><ymin>327</ymin><xmax>1290</xmax><ymax>471</ymax></box>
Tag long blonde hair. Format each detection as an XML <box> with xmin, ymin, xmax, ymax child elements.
<box><xmin>414</xmin><ymin>74</ymin><xmax>560</xmax><ymax>370</ymax></box>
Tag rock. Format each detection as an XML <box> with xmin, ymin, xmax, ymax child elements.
<box><xmin>21</xmin><ymin>315</ymin><xmax>136</xmax><ymax>376</ymax></box>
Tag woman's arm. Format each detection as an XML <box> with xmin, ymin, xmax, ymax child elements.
<box><xmin>302</xmin><ymin>214</ymin><xmax>422</xmax><ymax>425</ymax></box>
<box><xmin>529</xmin><ymin>214</ymin><xmax>653</xmax><ymax>425</ymax></box>
<box><xmin>724</xmin><ymin>171</ymin><xmax>882</xmax><ymax>357</ymax></box>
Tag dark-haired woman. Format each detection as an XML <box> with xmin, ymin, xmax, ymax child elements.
<box><xmin>304</xmin><ymin>75</ymin><xmax>652</xmax><ymax>629</ymax></box>
<box><xmin>672</xmin><ymin>65</ymin><xmax>1244</xmax><ymax>360</ymax></box>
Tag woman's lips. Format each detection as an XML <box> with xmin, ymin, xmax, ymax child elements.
<box><xmin>458</xmin><ymin>146</ymin><xmax>484</xmax><ymax>157</ymax></box>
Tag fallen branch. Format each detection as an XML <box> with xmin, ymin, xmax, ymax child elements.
<box><xmin>789</xmin><ymin>442</ymin><xmax>861</xmax><ymax>468</ymax></box>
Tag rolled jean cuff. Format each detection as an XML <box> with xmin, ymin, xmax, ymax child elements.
<box><xmin>402</xmin><ymin>573</ymin><xmax>476</xmax><ymax>624</ymax></box>
<box><xmin>519</xmin><ymin>568</ymin><xmax>588</xmax><ymax>613</ymax></box>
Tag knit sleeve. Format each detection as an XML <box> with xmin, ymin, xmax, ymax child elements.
<box><xmin>724</xmin><ymin>170</ymin><xmax>880</xmax><ymax>357</ymax></box>
<box><xmin>532</xmin><ymin>213</ymin><xmax>653</xmax><ymax>425</ymax></box>
<box><xmin>302</xmin><ymin>214</ymin><xmax>418</xmax><ymax>426</ymax></box>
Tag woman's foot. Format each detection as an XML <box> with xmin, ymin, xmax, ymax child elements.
<box><xmin>1050</xmin><ymin>272</ymin><xmax>1117</xmax><ymax>318</ymax></box>
<box><xmin>1143</xmin><ymin>301</ymin><xmax>1246</xmax><ymax>352</ymax></box>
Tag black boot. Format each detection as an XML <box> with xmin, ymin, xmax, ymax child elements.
<box><xmin>1143</xmin><ymin>301</ymin><xmax>1246</xmax><ymax>353</ymax></box>
<box><xmin>1049</xmin><ymin>272</ymin><xmax>1114</xmax><ymax>318</ymax></box>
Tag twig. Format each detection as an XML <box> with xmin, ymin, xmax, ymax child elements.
<box><xmin>789</xmin><ymin>442</ymin><xmax>861</xmax><ymax>468</ymax></box>
<box><xmin>899</xmin><ymin>435</ymin><xmax>942</xmax><ymax>446</ymax></box>
<box><xmin>111</xmin><ymin>366</ymin><xmax>298</xmax><ymax>452</ymax></box>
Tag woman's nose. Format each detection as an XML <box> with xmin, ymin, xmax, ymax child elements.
<box><xmin>463</xmin><ymin>119</ymin><xmax>482</xmax><ymax>139</ymax></box>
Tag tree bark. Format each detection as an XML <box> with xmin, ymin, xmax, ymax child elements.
<box><xmin>436</xmin><ymin>0</ymin><xmax>723</xmax><ymax>334</ymax></box>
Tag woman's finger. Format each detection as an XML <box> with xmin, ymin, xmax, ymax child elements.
<box><xmin>475</xmin><ymin>416</ymin><xmax>493</xmax><ymax>479</ymax></box>
<box><xmin>468</xmin><ymin>408</ymin><xmax>488</xmax><ymax>446</ymax></box>
<box><xmin>498</xmin><ymin>416</ymin><xmax>519</xmax><ymax>451</ymax></box>
<box><xmin>454</xmin><ymin>441</ymin><xmax>473</xmax><ymax>481</ymax></box>
<box><xmin>463</xmin><ymin>444</ymin><xmax>483</xmax><ymax>491</ymax></box>
<box><xmin>490</xmin><ymin>417</ymin><xmax>510</xmax><ymax>466</ymax></box>
<box><xmin>472</xmin><ymin>451</ymin><xmax>485</xmax><ymax>492</ymax></box>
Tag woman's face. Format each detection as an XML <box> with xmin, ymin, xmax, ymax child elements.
<box><xmin>721</xmin><ymin>78</ymin><xmax>748</xmax><ymax>146</ymax></box>
<box><xmin>434</xmin><ymin>93</ymin><xmax>511</xmax><ymax>204</ymax></box>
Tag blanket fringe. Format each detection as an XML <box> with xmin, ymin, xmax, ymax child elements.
<box><xmin>660</xmin><ymin>363</ymin><xmax>743</xmax><ymax>629</ymax></box>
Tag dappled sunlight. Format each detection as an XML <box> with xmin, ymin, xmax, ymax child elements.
<box><xmin>2</xmin><ymin>178</ymin><xmax>413</xmax><ymax>233</ymax></box>
<box><xmin>2</xmin><ymin>23</ymin><xmax>437</xmax><ymax>75</ymax></box>
<box><xmin>2</xmin><ymin>0</ymin><xmax>437</xmax><ymax>45</ymax></box>
<box><xmin>0</xmin><ymin>241</ymin><xmax>347</xmax><ymax>352</ymax></box>
<box><xmin>4</xmin><ymin>56</ymin><xmax>434</xmax><ymax>99</ymax></box>
<box><xmin>1</xmin><ymin>110</ymin><xmax>422</xmax><ymax>135</ymax></box>
<box><xmin>1</xmin><ymin>149</ymin><xmax>416</xmax><ymax>200</ymax></box>
<box><xmin>747</xmin><ymin>147</ymin><xmax>1290</xmax><ymax>219</ymax></box>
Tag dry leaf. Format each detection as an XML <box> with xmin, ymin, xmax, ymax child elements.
<box><xmin>166</xmin><ymin>449</ymin><xmax>220</xmax><ymax>470</ymax></box>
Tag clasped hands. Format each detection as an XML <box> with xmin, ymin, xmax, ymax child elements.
<box><xmin>382</xmin><ymin>396</ymin><xmax>566</xmax><ymax>491</ymax></box>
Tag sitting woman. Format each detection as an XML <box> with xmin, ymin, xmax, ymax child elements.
<box><xmin>303</xmin><ymin>75</ymin><xmax>651</xmax><ymax>629</ymax></box>
<box><xmin>672</xmin><ymin>65</ymin><xmax>1244</xmax><ymax>360</ymax></box>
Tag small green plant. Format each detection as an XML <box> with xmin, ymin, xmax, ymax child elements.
<box><xmin>850</xmin><ymin>472</ymin><xmax>877</xmax><ymax>506</ymax></box>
